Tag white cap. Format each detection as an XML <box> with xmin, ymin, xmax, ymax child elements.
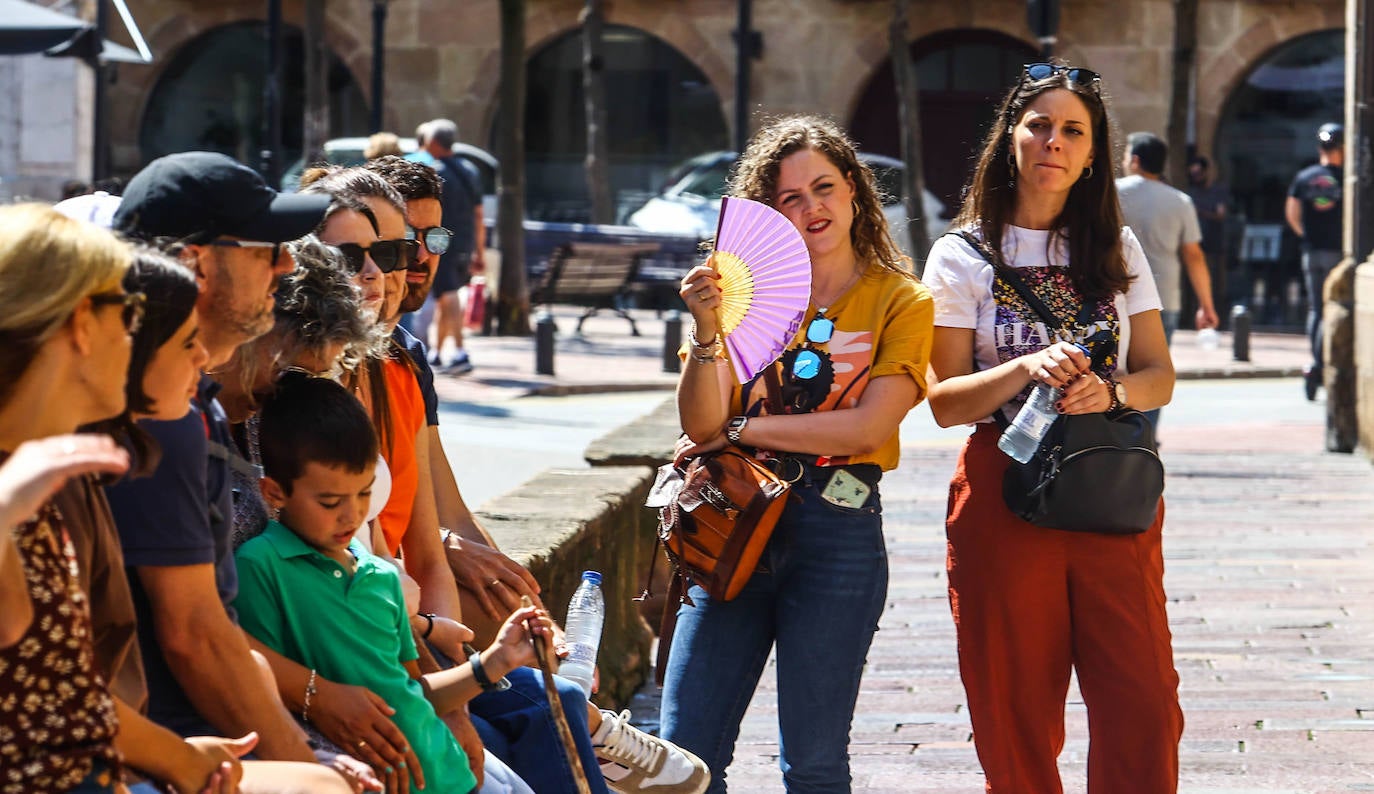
<box><xmin>53</xmin><ymin>191</ymin><xmax>123</xmax><ymax>229</ymax></box>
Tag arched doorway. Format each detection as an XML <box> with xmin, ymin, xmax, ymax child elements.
<box><xmin>140</xmin><ymin>22</ymin><xmax>368</xmax><ymax>171</ymax></box>
<box><xmin>849</xmin><ymin>30</ymin><xmax>1036</xmax><ymax>221</ymax></box>
<box><xmin>502</xmin><ymin>24</ymin><xmax>729</xmax><ymax>223</ymax></box>
<box><xmin>1215</xmin><ymin>29</ymin><xmax>1344</xmax><ymax>325</ymax></box>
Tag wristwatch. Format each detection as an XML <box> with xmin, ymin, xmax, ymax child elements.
<box><xmin>1106</xmin><ymin>376</ymin><xmax>1128</xmax><ymax>412</ymax></box>
<box><xmin>726</xmin><ymin>415</ymin><xmax>748</xmax><ymax>445</ymax></box>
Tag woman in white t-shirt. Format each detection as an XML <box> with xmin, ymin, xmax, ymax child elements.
<box><xmin>923</xmin><ymin>64</ymin><xmax>1182</xmax><ymax>793</ymax></box>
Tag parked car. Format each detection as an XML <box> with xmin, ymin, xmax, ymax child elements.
<box><xmin>626</xmin><ymin>150</ymin><xmax>950</xmax><ymax>255</ymax></box>
<box><xmin>280</xmin><ymin>136</ymin><xmax>499</xmax><ymax>218</ymax></box>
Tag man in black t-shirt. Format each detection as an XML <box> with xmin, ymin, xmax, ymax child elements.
<box><xmin>1286</xmin><ymin>122</ymin><xmax>1344</xmax><ymax>400</ymax></box>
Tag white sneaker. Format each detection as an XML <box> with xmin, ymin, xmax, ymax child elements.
<box><xmin>592</xmin><ymin>709</ymin><xmax>710</xmax><ymax>794</ymax></box>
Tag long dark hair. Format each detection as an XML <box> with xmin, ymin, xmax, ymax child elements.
<box><xmin>954</xmin><ymin>63</ymin><xmax>1130</xmax><ymax>299</ymax></box>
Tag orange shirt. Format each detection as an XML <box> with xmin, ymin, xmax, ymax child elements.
<box><xmin>377</xmin><ymin>356</ymin><xmax>426</xmax><ymax>555</ymax></box>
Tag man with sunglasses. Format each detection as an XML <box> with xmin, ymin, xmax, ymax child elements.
<box><xmin>106</xmin><ymin>153</ymin><xmax>374</xmax><ymax>791</ymax></box>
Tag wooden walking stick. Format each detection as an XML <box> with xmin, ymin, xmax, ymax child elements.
<box><xmin>522</xmin><ymin>595</ymin><xmax>594</xmax><ymax>794</ymax></box>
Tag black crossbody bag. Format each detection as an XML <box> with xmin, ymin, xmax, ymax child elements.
<box><xmin>955</xmin><ymin>231</ymin><xmax>1164</xmax><ymax>534</ymax></box>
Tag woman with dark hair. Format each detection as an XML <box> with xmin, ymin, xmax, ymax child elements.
<box><xmin>669</xmin><ymin>115</ymin><xmax>934</xmax><ymax>792</ymax></box>
<box><xmin>91</xmin><ymin>246</ymin><xmax>209</xmax><ymax>470</ymax></box>
<box><xmin>923</xmin><ymin>63</ymin><xmax>1181</xmax><ymax>792</ymax></box>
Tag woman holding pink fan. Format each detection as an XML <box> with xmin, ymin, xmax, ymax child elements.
<box><xmin>666</xmin><ymin>115</ymin><xmax>934</xmax><ymax>793</ymax></box>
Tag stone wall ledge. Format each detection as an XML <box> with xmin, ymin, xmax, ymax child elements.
<box><xmin>583</xmin><ymin>396</ymin><xmax>679</xmax><ymax>469</ymax></box>
<box><xmin>475</xmin><ymin>465</ymin><xmax>657</xmax><ymax>709</ymax></box>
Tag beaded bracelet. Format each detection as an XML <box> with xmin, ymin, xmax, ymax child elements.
<box><xmin>689</xmin><ymin>326</ymin><xmax>721</xmax><ymax>364</ymax></box>
<box><xmin>302</xmin><ymin>668</ymin><xmax>318</xmax><ymax>723</ymax></box>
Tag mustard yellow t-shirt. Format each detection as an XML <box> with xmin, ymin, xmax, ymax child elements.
<box><xmin>724</xmin><ymin>265</ymin><xmax>934</xmax><ymax>471</ymax></box>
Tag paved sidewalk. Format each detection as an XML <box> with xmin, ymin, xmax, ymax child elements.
<box><xmin>431</xmin><ymin>305</ymin><xmax>1310</xmax><ymax>404</ymax></box>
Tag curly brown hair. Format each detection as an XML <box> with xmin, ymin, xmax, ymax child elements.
<box><xmin>726</xmin><ymin>115</ymin><xmax>912</xmax><ymax>279</ymax></box>
<box><xmin>954</xmin><ymin>63</ymin><xmax>1131</xmax><ymax>299</ymax></box>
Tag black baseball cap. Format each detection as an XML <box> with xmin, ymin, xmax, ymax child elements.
<box><xmin>1318</xmin><ymin>122</ymin><xmax>1343</xmax><ymax>147</ymax></box>
<box><xmin>113</xmin><ymin>152</ymin><xmax>330</xmax><ymax>243</ymax></box>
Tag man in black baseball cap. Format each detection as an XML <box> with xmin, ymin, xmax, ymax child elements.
<box><xmin>115</xmin><ymin>151</ymin><xmax>330</xmax><ymax>367</ymax></box>
<box><xmin>104</xmin><ymin>153</ymin><xmax>374</xmax><ymax>792</ymax></box>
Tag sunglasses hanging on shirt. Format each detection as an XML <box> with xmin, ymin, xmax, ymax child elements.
<box><xmin>777</xmin><ymin>309</ymin><xmax>838</xmax><ymax>414</ymax></box>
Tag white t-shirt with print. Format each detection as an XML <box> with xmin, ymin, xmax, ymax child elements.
<box><xmin>924</xmin><ymin>225</ymin><xmax>1162</xmax><ymax>423</ymax></box>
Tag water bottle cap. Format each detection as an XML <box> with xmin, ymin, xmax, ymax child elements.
<box><xmin>581</xmin><ymin>571</ymin><xmax>602</xmax><ymax>585</ymax></box>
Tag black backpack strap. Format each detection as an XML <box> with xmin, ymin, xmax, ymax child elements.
<box><xmin>952</xmin><ymin>229</ymin><xmax>1097</xmax><ymax>335</ymax></box>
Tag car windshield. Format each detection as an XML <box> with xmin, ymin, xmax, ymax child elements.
<box><xmin>675</xmin><ymin>161</ymin><xmax>730</xmax><ymax>200</ymax></box>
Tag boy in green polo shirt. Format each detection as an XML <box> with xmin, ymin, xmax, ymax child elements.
<box><xmin>233</xmin><ymin>374</ymin><xmax>553</xmax><ymax>793</ymax></box>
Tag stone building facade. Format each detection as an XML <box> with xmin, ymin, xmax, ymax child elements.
<box><xmin>28</xmin><ymin>0</ymin><xmax>1346</xmax><ymax>222</ymax></box>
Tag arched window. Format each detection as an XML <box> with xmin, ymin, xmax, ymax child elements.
<box><xmin>1216</xmin><ymin>30</ymin><xmax>1345</xmax><ymax>225</ymax></box>
<box><xmin>140</xmin><ymin>22</ymin><xmax>367</xmax><ymax>171</ymax></box>
<box><xmin>849</xmin><ymin>30</ymin><xmax>1036</xmax><ymax>220</ymax></box>
<box><xmin>503</xmin><ymin>24</ymin><xmax>728</xmax><ymax>223</ymax></box>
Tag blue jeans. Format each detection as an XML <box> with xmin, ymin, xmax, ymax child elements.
<box><xmin>659</xmin><ymin>474</ymin><xmax>889</xmax><ymax>793</ymax></box>
<box><xmin>470</xmin><ymin>666</ymin><xmax>610</xmax><ymax>794</ymax></box>
<box><xmin>1303</xmin><ymin>249</ymin><xmax>1342</xmax><ymax>371</ymax></box>
<box><xmin>1143</xmin><ymin>309</ymin><xmax>1179</xmax><ymax>429</ymax></box>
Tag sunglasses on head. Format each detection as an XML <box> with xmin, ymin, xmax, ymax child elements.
<box><xmin>405</xmin><ymin>225</ymin><xmax>453</xmax><ymax>258</ymax></box>
<box><xmin>1021</xmin><ymin>63</ymin><xmax>1101</xmax><ymax>93</ymax></box>
<box><xmin>334</xmin><ymin>239</ymin><xmax>420</xmax><ymax>274</ymax></box>
<box><xmin>90</xmin><ymin>290</ymin><xmax>147</xmax><ymax>336</ymax></box>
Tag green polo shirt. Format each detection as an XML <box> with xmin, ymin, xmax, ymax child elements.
<box><xmin>233</xmin><ymin>521</ymin><xmax>476</xmax><ymax>794</ymax></box>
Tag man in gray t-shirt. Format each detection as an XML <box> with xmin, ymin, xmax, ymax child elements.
<box><xmin>1117</xmin><ymin>132</ymin><xmax>1219</xmax><ymax>426</ymax></box>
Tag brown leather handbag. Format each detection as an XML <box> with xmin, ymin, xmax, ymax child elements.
<box><xmin>649</xmin><ymin>446</ymin><xmax>790</xmax><ymax>601</ymax></box>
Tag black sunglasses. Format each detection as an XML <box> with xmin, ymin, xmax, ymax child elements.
<box><xmin>90</xmin><ymin>290</ymin><xmax>147</xmax><ymax>335</ymax></box>
<box><xmin>335</xmin><ymin>239</ymin><xmax>420</xmax><ymax>274</ymax></box>
<box><xmin>1022</xmin><ymin>63</ymin><xmax>1101</xmax><ymax>93</ymax></box>
<box><xmin>405</xmin><ymin>225</ymin><xmax>453</xmax><ymax>257</ymax></box>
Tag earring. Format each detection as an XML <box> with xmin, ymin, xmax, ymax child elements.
<box><xmin>852</xmin><ymin>199</ymin><xmax>860</xmax><ymax>217</ymax></box>
<box><xmin>1007</xmin><ymin>152</ymin><xmax>1017</xmax><ymax>186</ymax></box>
<box><xmin>1081</xmin><ymin>165</ymin><xmax>1094</xmax><ymax>181</ymax></box>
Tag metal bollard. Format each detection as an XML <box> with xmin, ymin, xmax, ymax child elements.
<box><xmin>1230</xmin><ymin>304</ymin><xmax>1251</xmax><ymax>363</ymax></box>
<box><xmin>662</xmin><ymin>310</ymin><xmax>683</xmax><ymax>373</ymax></box>
<box><xmin>535</xmin><ymin>310</ymin><xmax>556</xmax><ymax>375</ymax></box>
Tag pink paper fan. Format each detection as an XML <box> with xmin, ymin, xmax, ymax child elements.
<box><xmin>712</xmin><ymin>196</ymin><xmax>811</xmax><ymax>384</ymax></box>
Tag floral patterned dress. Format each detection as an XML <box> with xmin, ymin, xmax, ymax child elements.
<box><xmin>0</xmin><ymin>502</ymin><xmax>120</xmax><ymax>793</ymax></box>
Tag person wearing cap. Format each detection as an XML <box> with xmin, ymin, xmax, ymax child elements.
<box><xmin>1286</xmin><ymin>122</ymin><xmax>1344</xmax><ymax>401</ymax></box>
<box><xmin>102</xmin><ymin>152</ymin><xmax>374</xmax><ymax>792</ymax></box>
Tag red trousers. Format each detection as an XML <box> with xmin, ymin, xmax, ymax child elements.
<box><xmin>946</xmin><ymin>425</ymin><xmax>1183</xmax><ymax>794</ymax></box>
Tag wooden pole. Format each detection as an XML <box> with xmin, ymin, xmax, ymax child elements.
<box><xmin>522</xmin><ymin>596</ymin><xmax>593</xmax><ymax>794</ymax></box>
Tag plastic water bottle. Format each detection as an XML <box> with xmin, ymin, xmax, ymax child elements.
<box><xmin>1197</xmin><ymin>327</ymin><xmax>1220</xmax><ymax>351</ymax></box>
<box><xmin>559</xmin><ymin>571</ymin><xmax>604</xmax><ymax>697</ymax></box>
<box><xmin>998</xmin><ymin>342</ymin><xmax>1094</xmax><ymax>464</ymax></box>
<box><xmin>997</xmin><ymin>383</ymin><xmax>1063</xmax><ymax>464</ymax></box>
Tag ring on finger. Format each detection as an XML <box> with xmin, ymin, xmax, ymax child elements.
<box><xmin>357</xmin><ymin>739</ymin><xmax>367</xmax><ymax>750</ymax></box>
